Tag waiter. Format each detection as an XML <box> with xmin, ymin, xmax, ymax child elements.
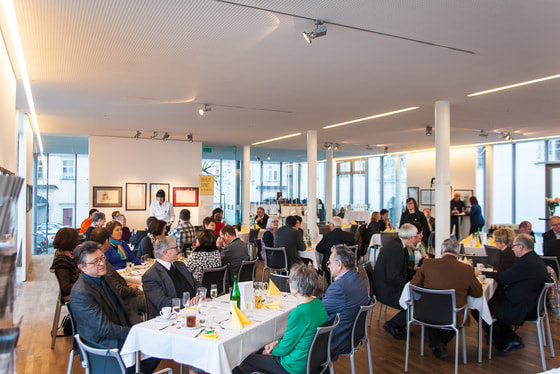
<box><xmin>149</xmin><ymin>189</ymin><xmax>175</xmax><ymax>233</ymax></box>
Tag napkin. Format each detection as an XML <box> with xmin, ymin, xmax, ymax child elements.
<box><xmin>239</xmin><ymin>281</ymin><xmax>253</xmax><ymax>309</ymax></box>
<box><xmin>460</xmin><ymin>234</ymin><xmax>473</xmax><ymax>245</ymax></box>
<box><xmin>241</xmin><ymin>225</ymin><xmax>248</xmax><ymax>233</ymax></box>
<box><xmin>489</xmin><ymin>238</ymin><xmax>496</xmax><ymax>246</ymax></box>
<box><xmin>268</xmin><ymin>279</ymin><xmax>282</xmax><ymax>295</ymax></box>
<box><xmin>474</xmin><ymin>238</ymin><xmax>481</xmax><ymax>248</ymax></box>
<box><xmin>342</xmin><ymin>222</ymin><xmax>349</xmax><ymax>228</ymax></box>
<box><xmin>231</xmin><ymin>303</ymin><xmax>253</xmax><ymax>329</ymax></box>
<box><xmin>198</xmin><ymin>330</ymin><xmax>219</xmax><ymax>339</ymax></box>
<box><xmin>351</xmin><ymin>220</ymin><xmax>357</xmax><ymax>225</ymax></box>
<box><xmin>262</xmin><ymin>301</ymin><xmax>281</xmax><ymax>309</ymax></box>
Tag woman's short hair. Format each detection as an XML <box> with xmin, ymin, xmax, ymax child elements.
<box><xmin>196</xmin><ymin>229</ymin><xmax>218</xmax><ymax>249</ymax></box>
<box><xmin>53</xmin><ymin>228</ymin><xmax>79</xmax><ymax>252</ymax></box>
<box><xmin>266</xmin><ymin>216</ymin><xmax>279</xmax><ymax>229</ymax></box>
<box><xmin>370</xmin><ymin>211</ymin><xmax>380</xmax><ymax>222</ymax></box>
<box><xmin>148</xmin><ymin>219</ymin><xmax>167</xmax><ymax>236</ymax></box>
<box><xmin>469</xmin><ymin>196</ymin><xmax>478</xmax><ymax>205</ymax></box>
<box><xmin>288</xmin><ymin>264</ymin><xmax>317</xmax><ymax>297</ymax></box>
<box><xmin>105</xmin><ymin>220</ymin><xmax>122</xmax><ymax>236</ymax></box>
<box><xmin>202</xmin><ymin>216</ymin><xmax>216</xmax><ymax>228</ymax></box>
<box><xmin>398</xmin><ymin>223</ymin><xmax>417</xmax><ymax>239</ymax></box>
<box><xmin>493</xmin><ymin>228</ymin><xmax>515</xmax><ymax>247</ymax></box>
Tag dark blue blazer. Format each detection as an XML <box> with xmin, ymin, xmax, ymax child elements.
<box><xmin>321</xmin><ymin>269</ymin><xmax>369</xmax><ymax>360</ymax></box>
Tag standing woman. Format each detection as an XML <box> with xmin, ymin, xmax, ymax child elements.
<box><xmin>466</xmin><ymin>196</ymin><xmax>485</xmax><ymax>234</ymax></box>
<box><xmin>50</xmin><ymin>228</ymin><xmax>81</xmax><ymax>301</ymax></box>
<box><xmin>399</xmin><ymin>198</ymin><xmax>430</xmax><ymax>244</ymax></box>
<box><xmin>379</xmin><ymin>209</ymin><xmax>394</xmax><ymax>232</ymax></box>
<box><xmin>139</xmin><ymin>219</ymin><xmax>166</xmax><ymax>259</ymax></box>
<box><xmin>105</xmin><ymin>220</ymin><xmax>141</xmax><ymax>270</ymax></box>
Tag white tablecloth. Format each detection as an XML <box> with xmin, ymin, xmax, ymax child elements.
<box><xmin>463</xmin><ymin>245</ymin><xmax>487</xmax><ymax>256</ymax></box>
<box><xmin>369</xmin><ymin>234</ymin><xmax>382</xmax><ymax>247</ymax></box>
<box><xmin>121</xmin><ymin>293</ymin><xmax>301</xmax><ymax>373</ymax></box>
<box><xmin>345</xmin><ymin>211</ymin><xmax>370</xmax><ymax>223</ymax></box>
<box><xmin>299</xmin><ymin>249</ymin><xmax>321</xmax><ymax>270</ymax></box>
<box><xmin>236</xmin><ymin>230</ymin><xmax>263</xmax><ymax>244</ymax></box>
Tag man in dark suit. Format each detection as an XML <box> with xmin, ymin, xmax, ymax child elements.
<box><xmin>410</xmin><ymin>238</ymin><xmax>482</xmax><ymax>359</ymax></box>
<box><xmin>219</xmin><ymin>225</ymin><xmax>249</xmax><ymax>283</ymax></box>
<box><xmin>70</xmin><ymin>242</ymin><xmax>159</xmax><ymax>373</ymax></box>
<box><xmin>488</xmin><ymin>234</ymin><xmax>550</xmax><ymax>355</ymax></box>
<box><xmin>423</xmin><ymin>208</ymin><xmax>435</xmax><ymax>233</ymax></box>
<box><xmin>543</xmin><ymin>216</ymin><xmax>560</xmax><ymax>243</ymax></box>
<box><xmin>450</xmin><ymin>192</ymin><xmax>465</xmax><ymax>237</ymax></box>
<box><xmin>254</xmin><ymin>206</ymin><xmax>269</xmax><ymax>229</ymax></box>
<box><xmin>142</xmin><ymin>236</ymin><xmax>202</xmax><ymax>318</ymax></box>
<box><xmin>320</xmin><ymin>245</ymin><xmax>369</xmax><ymax>360</ymax></box>
<box><xmin>274</xmin><ymin>215</ymin><xmax>305</xmax><ymax>269</ymax></box>
<box><xmin>373</xmin><ymin>223</ymin><xmax>418</xmax><ymax>340</ymax></box>
<box><xmin>316</xmin><ymin>216</ymin><xmax>356</xmax><ymax>284</ymax></box>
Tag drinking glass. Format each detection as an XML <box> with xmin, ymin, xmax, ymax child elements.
<box><xmin>196</xmin><ymin>293</ymin><xmax>207</xmax><ymax>324</ymax></box>
<box><xmin>182</xmin><ymin>292</ymin><xmax>190</xmax><ymax>308</ymax></box>
<box><xmin>210</xmin><ymin>284</ymin><xmax>218</xmax><ymax>299</ymax></box>
<box><xmin>196</xmin><ymin>287</ymin><xmax>207</xmax><ymax>300</ymax></box>
<box><xmin>141</xmin><ymin>254</ymin><xmax>149</xmax><ymax>264</ymax></box>
<box><xmin>171</xmin><ymin>298</ymin><xmax>181</xmax><ymax>316</ymax></box>
<box><xmin>253</xmin><ymin>282</ymin><xmax>263</xmax><ymax>308</ymax></box>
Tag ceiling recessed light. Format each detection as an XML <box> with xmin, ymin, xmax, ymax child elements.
<box><xmin>252</xmin><ymin>133</ymin><xmax>302</xmax><ymax>145</ymax></box>
<box><xmin>468</xmin><ymin>74</ymin><xmax>560</xmax><ymax>97</ymax></box>
<box><xmin>323</xmin><ymin>106</ymin><xmax>420</xmax><ymax>129</ymax></box>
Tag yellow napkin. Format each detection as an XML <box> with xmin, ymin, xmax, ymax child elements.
<box><xmin>262</xmin><ymin>301</ymin><xmax>281</xmax><ymax>309</ymax></box>
<box><xmin>185</xmin><ymin>307</ymin><xmax>196</xmax><ymax>311</ymax></box>
<box><xmin>351</xmin><ymin>220</ymin><xmax>357</xmax><ymax>225</ymax></box>
<box><xmin>241</xmin><ymin>226</ymin><xmax>248</xmax><ymax>233</ymax></box>
<box><xmin>460</xmin><ymin>234</ymin><xmax>473</xmax><ymax>245</ymax></box>
<box><xmin>198</xmin><ymin>330</ymin><xmax>219</xmax><ymax>339</ymax></box>
<box><xmin>475</xmin><ymin>238</ymin><xmax>481</xmax><ymax>247</ymax></box>
<box><xmin>342</xmin><ymin>222</ymin><xmax>349</xmax><ymax>228</ymax></box>
<box><xmin>268</xmin><ymin>279</ymin><xmax>282</xmax><ymax>295</ymax></box>
<box><xmin>231</xmin><ymin>304</ymin><xmax>253</xmax><ymax>329</ymax></box>
<box><xmin>489</xmin><ymin>238</ymin><xmax>496</xmax><ymax>246</ymax></box>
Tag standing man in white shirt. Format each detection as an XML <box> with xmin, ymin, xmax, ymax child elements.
<box><xmin>149</xmin><ymin>189</ymin><xmax>175</xmax><ymax>233</ymax></box>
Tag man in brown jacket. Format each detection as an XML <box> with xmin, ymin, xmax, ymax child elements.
<box><xmin>411</xmin><ymin>238</ymin><xmax>482</xmax><ymax>359</ymax></box>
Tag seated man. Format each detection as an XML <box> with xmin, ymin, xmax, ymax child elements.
<box><xmin>70</xmin><ymin>242</ymin><xmax>159</xmax><ymax>373</ymax></box>
<box><xmin>320</xmin><ymin>245</ymin><xmax>369</xmax><ymax>360</ymax></box>
<box><xmin>130</xmin><ymin>216</ymin><xmax>157</xmax><ymax>250</ymax></box>
<box><xmin>85</xmin><ymin>211</ymin><xmax>106</xmax><ymax>241</ymax></box>
<box><xmin>142</xmin><ymin>236</ymin><xmax>201</xmax><ymax>318</ymax></box>
<box><xmin>487</xmin><ymin>234</ymin><xmax>550</xmax><ymax>355</ymax></box>
<box><xmin>316</xmin><ymin>216</ymin><xmax>356</xmax><ymax>284</ymax></box>
<box><xmin>90</xmin><ymin>227</ymin><xmax>146</xmax><ymax>321</ymax></box>
<box><xmin>410</xmin><ymin>238</ymin><xmax>482</xmax><ymax>359</ymax></box>
<box><xmin>372</xmin><ymin>223</ymin><xmax>418</xmax><ymax>340</ymax></box>
<box><xmin>169</xmin><ymin>209</ymin><xmax>197</xmax><ymax>252</ymax></box>
<box><xmin>219</xmin><ymin>225</ymin><xmax>249</xmax><ymax>283</ymax></box>
<box><xmin>274</xmin><ymin>215</ymin><xmax>305</xmax><ymax>269</ymax></box>
<box><xmin>543</xmin><ymin>216</ymin><xmax>560</xmax><ymax>242</ymax></box>
<box><xmin>518</xmin><ymin>220</ymin><xmax>535</xmax><ymax>241</ymax></box>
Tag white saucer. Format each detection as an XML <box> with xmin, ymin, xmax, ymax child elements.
<box><xmin>155</xmin><ymin>314</ymin><xmax>177</xmax><ymax>321</ymax></box>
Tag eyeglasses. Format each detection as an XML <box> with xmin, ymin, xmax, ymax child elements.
<box><xmin>85</xmin><ymin>255</ymin><xmax>106</xmax><ymax>266</ymax></box>
<box><xmin>167</xmin><ymin>246</ymin><xmax>179</xmax><ymax>251</ymax></box>
<box><xmin>512</xmin><ymin>243</ymin><xmax>521</xmax><ymax>248</ymax></box>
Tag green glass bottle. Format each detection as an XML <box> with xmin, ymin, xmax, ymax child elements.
<box><xmin>230</xmin><ymin>274</ymin><xmax>241</xmax><ymax>311</ymax></box>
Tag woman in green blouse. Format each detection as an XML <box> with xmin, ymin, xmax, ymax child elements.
<box><xmin>235</xmin><ymin>264</ymin><xmax>328</xmax><ymax>374</ymax></box>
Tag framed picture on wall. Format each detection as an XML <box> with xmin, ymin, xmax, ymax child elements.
<box><xmin>150</xmin><ymin>183</ymin><xmax>170</xmax><ymax>204</ymax></box>
<box><xmin>93</xmin><ymin>186</ymin><xmax>122</xmax><ymax>207</ymax></box>
<box><xmin>173</xmin><ymin>187</ymin><xmax>199</xmax><ymax>206</ymax></box>
<box><xmin>454</xmin><ymin>189</ymin><xmax>473</xmax><ymax>205</ymax></box>
<box><xmin>407</xmin><ymin>187</ymin><xmax>419</xmax><ymax>203</ymax></box>
<box><xmin>420</xmin><ymin>189</ymin><xmax>435</xmax><ymax>206</ymax></box>
<box><xmin>26</xmin><ymin>184</ymin><xmax>33</xmax><ymax>212</ymax></box>
<box><xmin>126</xmin><ymin>183</ymin><xmax>147</xmax><ymax>211</ymax></box>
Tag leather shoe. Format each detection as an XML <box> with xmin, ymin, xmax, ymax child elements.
<box><xmin>496</xmin><ymin>341</ymin><xmax>525</xmax><ymax>356</ymax></box>
<box><xmin>383</xmin><ymin>322</ymin><xmax>405</xmax><ymax>340</ymax></box>
<box><xmin>430</xmin><ymin>344</ymin><xmax>449</xmax><ymax>360</ymax></box>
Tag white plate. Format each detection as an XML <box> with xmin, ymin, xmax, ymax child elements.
<box><xmin>155</xmin><ymin>314</ymin><xmax>177</xmax><ymax>321</ymax></box>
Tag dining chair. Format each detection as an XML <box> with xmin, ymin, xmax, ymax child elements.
<box><xmin>405</xmin><ymin>285</ymin><xmax>468</xmax><ymax>374</ymax></box>
<box><xmin>262</xmin><ymin>246</ymin><xmax>289</xmax><ymax>282</ymax></box>
<box><xmin>360</xmin><ymin>262</ymin><xmax>376</xmax><ymax>326</ymax></box>
<box><xmin>380</xmin><ymin>232</ymin><xmax>399</xmax><ymax>246</ymax></box>
<box><xmin>50</xmin><ymin>269</ymin><xmax>68</xmax><ymax>349</ymax></box>
<box><xmin>270</xmin><ymin>273</ymin><xmax>290</xmax><ymax>293</ymax></box>
<box><xmin>248</xmin><ymin>228</ymin><xmax>260</xmax><ymax>244</ymax></box>
<box><xmin>484</xmin><ymin>245</ymin><xmax>501</xmax><ymax>268</ymax></box>
<box><xmin>541</xmin><ymin>256</ymin><xmax>560</xmax><ymax>280</ymax></box>
<box><xmin>237</xmin><ymin>259</ymin><xmax>258</xmax><ymax>282</ymax></box>
<box><xmin>200</xmin><ymin>265</ymin><xmax>228</xmax><ymax>295</ymax></box>
<box><xmin>346</xmin><ymin>245</ymin><xmax>359</xmax><ymax>266</ymax></box>
<box><xmin>306</xmin><ymin>314</ymin><xmax>340</xmax><ymax>374</ymax></box>
<box><xmin>65</xmin><ymin>303</ymin><xmax>86</xmax><ymax>374</ymax></box>
<box><xmin>339</xmin><ymin>300</ymin><xmax>376</xmax><ymax>374</ymax></box>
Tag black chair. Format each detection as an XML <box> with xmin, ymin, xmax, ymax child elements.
<box><xmin>405</xmin><ymin>285</ymin><xmax>468</xmax><ymax>374</ymax></box>
<box><xmin>66</xmin><ymin>303</ymin><xmax>86</xmax><ymax>374</ymax></box>
<box><xmin>350</xmin><ymin>224</ymin><xmax>358</xmax><ymax>236</ymax></box>
<box><xmin>360</xmin><ymin>262</ymin><xmax>376</xmax><ymax>326</ymax></box>
<box><xmin>380</xmin><ymin>232</ymin><xmax>398</xmax><ymax>246</ymax></box>
<box><xmin>181</xmin><ymin>242</ymin><xmax>194</xmax><ymax>256</ymax></box>
<box><xmin>262</xmin><ymin>246</ymin><xmax>289</xmax><ymax>282</ymax></box>
<box><xmin>339</xmin><ymin>301</ymin><xmax>376</xmax><ymax>374</ymax></box>
<box><xmin>541</xmin><ymin>256</ymin><xmax>560</xmax><ymax>280</ymax></box>
<box><xmin>200</xmin><ymin>265</ymin><xmax>228</xmax><ymax>295</ymax></box>
<box><xmin>237</xmin><ymin>259</ymin><xmax>258</xmax><ymax>282</ymax></box>
<box><xmin>270</xmin><ymin>273</ymin><xmax>290</xmax><ymax>293</ymax></box>
<box><xmin>306</xmin><ymin>314</ymin><xmax>340</xmax><ymax>374</ymax></box>
<box><xmin>248</xmin><ymin>228</ymin><xmax>260</xmax><ymax>244</ymax></box>
<box><xmin>318</xmin><ymin>225</ymin><xmax>331</xmax><ymax>235</ymax></box>
<box><xmin>484</xmin><ymin>245</ymin><xmax>501</xmax><ymax>268</ymax></box>
<box><xmin>255</xmin><ymin>240</ymin><xmax>263</xmax><ymax>261</ymax></box>
<box><xmin>50</xmin><ymin>269</ymin><xmax>69</xmax><ymax>349</ymax></box>
<box><xmin>346</xmin><ymin>245</ymin><xmax>359</xmax><ymax>266</ymax></box>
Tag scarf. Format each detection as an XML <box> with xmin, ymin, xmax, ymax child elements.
<box><xmin>147</xmin><ymin>233</ymin><xmax>156</xmax><ymax>247</ymax></box>
<box><xmin>110</xmin><ymin>238</ymin><xmax>127</xmax><ymax>260</ymax></box>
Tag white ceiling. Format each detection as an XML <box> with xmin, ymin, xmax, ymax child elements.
<box><xmin>13</xmin><ymin>0</ymin><xmax>560</xmax><ymax>155</ymax></box>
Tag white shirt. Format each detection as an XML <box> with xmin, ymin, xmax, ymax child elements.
<box><xmin>149</xmin><ymin>200</ymin><xmax>175</xmax><ymax>224</ymax></box>
<box><xmin>156</xmin><ymin>258</ymin><xmax>172</xmax><ymax>270</ymax></box>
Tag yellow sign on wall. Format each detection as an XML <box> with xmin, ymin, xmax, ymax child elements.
<box><xmin>199</xmin><ymin>175</ymin><xmax>214</xmax><ymax>195</ymax></box>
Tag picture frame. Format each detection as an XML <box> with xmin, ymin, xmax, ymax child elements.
<box><xmin>150</xmin><ymin>183</ymin><xmax>170</xmax><ymax>204</ymax></box>
<box><xmin>454</xmin><ymin>189</ymin><xmax>474</xmax><ymax>205</ymax></box>
<box><xmin>26</xmin><ymin>184</ymin><xmax>33</xmax><ymax>212</ymax></box>
<box><xmin>93</xmin><ymin>186</ymin><xmax>122</xmax><ymax>207</ymax></box>
<box><xmin>126</xmin><ymin>183</ymin><xmax>147</xmax><ymax>211</ymax></box>
<box><xmin>173</xmin><ymin>187</ymin><xmax>199</xmax><ymax>206</ymax></box>
<box><xmin>407</xmin><ymin>187</ymin><xmax>419</xmax><ymax>203</ymax></box>
<box><xmin>420</xmin><ymin>189</ymin><xmax>435</xmax><ymax>206</ymax></box>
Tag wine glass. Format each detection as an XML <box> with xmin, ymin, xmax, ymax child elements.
<box><xmin>182</xmin><ymin>292</ymin><xmax>190</xmax><ymax>308</ymax></box>
<box><xmin>171</xmin><ymin>298</ymin><xmax>181</xmax><ymax>317</ymax></box>
<box><xmin>210</xmin><ymin>284</ymin><xmax>218</xmax><ymax>299</ymax></box>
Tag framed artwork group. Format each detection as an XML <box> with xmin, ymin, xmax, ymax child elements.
<box><xmin>93</xmin><ymin>183</ymin><xmax>199</xmax><ymax>210</ymax></box>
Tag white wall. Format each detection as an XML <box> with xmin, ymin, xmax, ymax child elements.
<box><xmin>0</xmin><ymin>34</ymin><xmax>17</xmax><ymax>172</ymax></box>
<box><xmin>17</xmin><ymin>114</ymin><xmax>33</xmax><ymax>280</ymax></box>
<box><xmin>89</xmin><ymin>136</ymin><xmax>203</xmax><ymax>230</ymax></box>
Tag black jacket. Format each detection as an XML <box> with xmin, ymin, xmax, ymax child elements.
<box><xmin>316</xmin><ymin>228</ymin><xmax>356</xmax><ymax>267</ymax></box>
<box><xmin>372</xmin><ymin>238</ymin><xmax>407</xmax><ymax>309</ymax></box>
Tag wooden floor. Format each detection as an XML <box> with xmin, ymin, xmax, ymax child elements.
<box><xmin>15</xmin><ymin>255</ymin><xmax>560</xmax><ymax>374</ymax></box>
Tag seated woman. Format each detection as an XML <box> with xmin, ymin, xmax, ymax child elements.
<box><xmin>50</xmin><ymin>228</ymin><xmax>81</xmax><ymax>301</ymax></box>
<box><xmin>379</xmin><ymin>208</ymin><xmax>394</xmax><ymax>232</ymax></box>
<box><xmin>105</xmin><ymin>220</ymin><xmax>141</xmax><ymax>270</ymax></box>
<box><xmin>235</xmin><ymin>264</ymin><xmax>328</xmax><ymax>374</ymax></box>
<box><xmin>482</xmin><ymin>228</ymin><xmax>516</xmax><ymax>277</ymax></box>
<box><xmin>202</xmin><ymin>216</ymin><xmax>217</xmax><ymax>232</ymax></box>
<box><xmin>367</xmin><ymin>211</ymin><xmax>381</xmax><ymax>235</ymax></box>
<box><xmin>114</xmin><ymin>213</ymin><xmax>132</xmax><ymax>243</ymax></box>
<box><xmin>185</xmin><ymin>229</ymin><xmax>222</xmax><ymax>282</ymax></box>
<box><xmin>139</xmin><ymin>219</ymin><xmax>166</xmax><ymax>258</ymax></box>
<box><xmin>213</xmin><ymin>207</ymin><xmax>225</xmax><ymax>236</ymax></box>
<box><xmin>262</xmin><ymin>216</ymin><xmax>279</xmax><ymax>248</ymax></box>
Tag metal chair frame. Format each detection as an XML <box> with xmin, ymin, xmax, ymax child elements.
<box><xmin>262</xmin><ymin>246</ymin><xmax>289</xmax><ymax>282</ymax></box>
<box><xmin>269</xmin><ymin>273</ymin><xmax>291</xmax><ymax>293</ymax></box>
<box><xmin>360</xmin><ymin>262</ymin><xmax>376</xmax><ymax>326</ymax></box>
<box><xmin>200</xmin><ymin>265</ymin><xmax>228</xmax><ymax>295</ymax></box>
<box><xmin>340</xmin><ymin>301</ymin><xmax>376</xmax><ymax>374</ymax></box>
<box><xmin>237</xmin><ymin>259</ymin><xmax>258</xmax><ymax>282</ymax></box>
<box><xmin>306</xmin><ymin>314</ymin><xmax>340</xmax><ymax>374</ymax></box>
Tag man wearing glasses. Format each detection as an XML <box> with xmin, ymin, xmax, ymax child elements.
<box><xmin>70</xmin><ymin>242</ymin><xmax>160</xmax><ymax>373</ymax></box>
<box><xmin>543</xmin><ymin>216</ymin><xmax>560</xmax><ymax>259</ymax></box>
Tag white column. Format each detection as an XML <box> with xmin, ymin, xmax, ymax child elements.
<box><xmin>243</xmin><ymin>145</ymin><xmax>251</xmax><ymax>228</ymax></box>
<box><xmin>307</xmin><ymin>131</ymin><xmax>318</xmax><ymax>240</ymax></box>
<box><xmin>325</xmin><ymin>148</ymin><xmax>333</xmax><ymax>222</ymax></box>
<box><xmin>434</xmin><ymin>101</ymin><xmax>451</xmax><ymax>258</ymax></box>
<box><xmin>485</xmin><ymin>145</ymin><xmax>493</xmax><ymax>230</ymax></box>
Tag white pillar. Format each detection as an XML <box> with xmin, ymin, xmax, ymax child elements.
<box><xmin>325</xmin><ymin>149</ymin><xmax>333</xmax><ymax>222</ymax></box>
<box><xmin>484</xmin><ymin>145</ymin><xmax>493</xmax><ymax>230</ymax></box>
<box><xmin>434</xmin><ymin>101</ymin><xmax>451</xmax><ymax>258</ymax></box>
<box><xmin>307</xmin><ymin>131</ymin><xmax>318</xmax><ymax>239</ymax></box>
<box><xmin>243</xmin><ymin>145</ymin><xmax>250</xmax><ymax>228</ymax></box>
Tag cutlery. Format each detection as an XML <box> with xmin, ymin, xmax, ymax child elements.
<box><xmin>194</xmin><ymin>328</ymin><xmax>205</xmax><ymax>338</ymax></box>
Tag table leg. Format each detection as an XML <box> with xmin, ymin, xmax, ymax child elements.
<box><xmin>478</xmin><ymin>313</ymin><xmax>482</xmax><ymax>362</ymax></box>
<box><xmin>136</xmin><ymin>351</ymin><xmax>141</xmax><ymax>372</ymax></box>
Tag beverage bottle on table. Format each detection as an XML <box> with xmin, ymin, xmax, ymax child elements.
<box><xmin>230</xmin><ymin>274</ymin><xmax>241</xmax><ymax>312</ymax></box>
<box><xmin>306</xmin><ymin>229</ymin><xmax>311</xmax><ymax>248</ymax></box>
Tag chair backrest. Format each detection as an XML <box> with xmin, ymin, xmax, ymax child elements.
<box><xmin>74</xmin><ymin>334</ymin><xmax>126</xmax><ymax>374</ymax></box>
<box><xmin>248</xmin><ymin>228</ymin><xmax>260</xmax><ymax>244</ymax></box>
<box><xmin>306</xmin><ymin>314</ymin><xmax>340</xmax><ymax>374</ymax></box>
<box><xmin>380</xmin><ymin>232</ymin><xmax>399</xmax><ymax>246</ymax></box>
<box><xmin>541</xmin><ymin>256</ymin><xmax>560</xmax><ymax>280</ymax></box>
<box><xmin>408</xmin><ymin>285</ymin><xmax>459</xmax><ymax>327</ymax></box>
<box><xmin>238</xmin><ymin>260</ymin><xmax>258</xmax><ymax>282</ymax></box>
<box><xmin>181</xmin><ymin>242</ymin><xmax>194</xmax><ymax>255</ymax></box>
<box><xmin>350</xmin><ymin>301</ymin><xmax>376</xmax><ymax>350</ymax></box>
<box><xmin>350</xmin><ymin>224</ymin><xmax>358</xmax><ymax>236</ymax></box>
<box><xmin>263</xmin><ymin>246</ymin><xmax>288</xmax><ymax>272</ymax></box>
<box><xmin>427</xmin><ymin>232</ymin><xmax>435</xmax><ymax>255</ymax></box>
<box><xmin>200</xmin><ymin>265</ymin><xmax>228</xmax><ymax>295</ymax></box>
<box><xmin>361</xmin><ymin>262</ymin><xmax>375</xmax><ymax>299</ymax></box>
<box><xmin>346</xmin><ymin>245</ymin><xmax>359</xmax><ymax>266</ymax></box>
<box><xmin>270</xmin><ymin>273</ymin><xmax>291</xmax><ymax>293</ymax></box>
<box><xmin>528</xmin><ymin>282</ymin><xmax>555</xmax><ymax>321</ymax></box>
<box><xmin>484</xmin><ymin>245</ymin><xmax>501</xmax><ymax>267</ymax></box>
<box><xmin>318</xmin><ymin>225</ymin><xmax>331</xmax><ymax>235</ymax></box>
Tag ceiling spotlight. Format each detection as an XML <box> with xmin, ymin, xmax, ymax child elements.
<box><xmin>198</xmin><ymin>104</ymin><xmax>212</xmax><ymax>116</ymax></box>
<box><xmin>267</xmin><ymin>156</ymin><xmax>271</xmax><ymax>160</ymax></box>
<box><xmin>162</xmin><ymin>132</ymin><xmax>170</xmax><ymax>141</ymax></box>
<box><xmin>425</xmin><ymin>125</ymin><xmax>433</xmax><ymax>136</ymax></box>
<box><xmin>478</xmin><ymin>130</ymin><xmax>489</xmax><ymax>137</ymax></box>
<box><xmin>187</xmin><ymin>134</ymin><xmax>193</xmax><ymax>143</ymax></box>
<box><xmin>133</xmin><ymin>130</ymin><xmax>142</xmax><ymax>140</ymax></box>
<box><xmin>303</xmin><ymin>20</ymin><xmax>327</xmax><ymax>44</ymax></box>
<box><xmin>499</xmin><ymin>132</ymin><xmax>513</xmax><ymax>141</ymax></box>
<box><xmin>384</xmin><ymin>146</ymin><xmax>389</xmax><ymax>154</ymax></box>
<box><xmin>151</xmin><ymin>131</ymin><xmax>158</xmax><ymax>140</ymax></box>
<box><xmin>256</xmin><ymin>156</ymin><xmax>261</xmax><ymax>162</ymax></box>
<box><xmin>333</xmin><ymin>143</ymin><xmax>340</xmax><ymax>151</ymax></box>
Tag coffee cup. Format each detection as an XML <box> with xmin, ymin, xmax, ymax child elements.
<box><xmin>160</xmin><ymin>306</ymin><xmax>172</xmax><ymax>319</ymax></box>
